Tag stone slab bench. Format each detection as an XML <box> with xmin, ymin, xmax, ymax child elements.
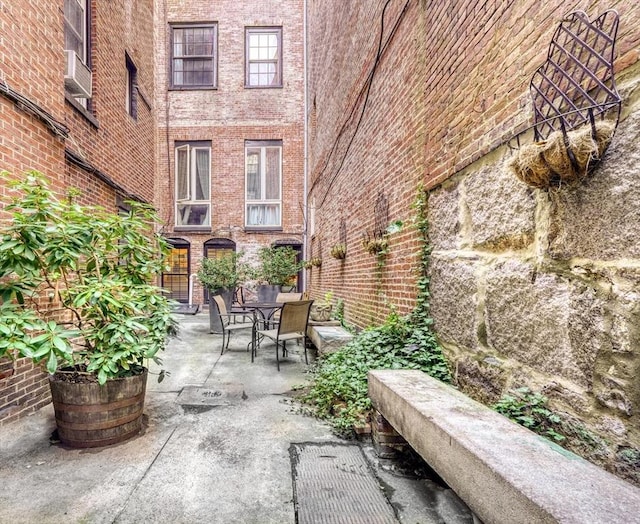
<box><xmin>368</xmin><ymin>369</ymin><xmax>640</xmax><ymax>524</ymax></box>
<box><xmin>306</xmin><ymin>322</ymin><xmax>353</xmax><ymax>356</ymax></box>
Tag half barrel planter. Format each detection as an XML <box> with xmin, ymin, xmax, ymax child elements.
<box><xmin>49</xmin><ymin>368</ymin><xmax>147</xmax><ymax>448</ymax></box>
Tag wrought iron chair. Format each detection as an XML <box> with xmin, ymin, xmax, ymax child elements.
<box><xmin>212</xmin><ymin>294</ymin><xmax>253</xmax><ymax>354</ymax></box>
<box><xmin>255</xmin><ymin>300</ymin><xmax>313</xmax><ymax>371</ymax></box>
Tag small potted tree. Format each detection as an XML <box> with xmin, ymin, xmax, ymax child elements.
<box><xmin>197</xmin><ymin>251</ymin><xmax>253</xmax><ymax>333</ymax></box>
<box><xmin>256</xmin><ymin>246</ymin><xmax>301</xmax><ymax>302</ymax></box>
<box><xmin>0</xmin><ymin>172</ymin><xmax>176</xmax><ymax>448</ymax></box>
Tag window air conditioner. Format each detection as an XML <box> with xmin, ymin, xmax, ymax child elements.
<box><xmin>64</xmin><ymin>50</ymin><xmax>92</xmax><ymax>98</ymax></box>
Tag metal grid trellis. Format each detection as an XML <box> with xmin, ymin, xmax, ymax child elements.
<box><xmin>529</xmin><ymin>9</ymin><xmax>621</xmax><ymax>142</ymax></box>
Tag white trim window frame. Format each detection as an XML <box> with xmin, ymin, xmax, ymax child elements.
<box><xmin>175</xmin><ymin>142</ymin><xmax>211</xmax><ymax>228</ymax></box>
<box><xmin>64</xmin><ymin>0</ymin><xmax>87</xmax><ymax>62</ymax></box>
<box><xmin>64</xmin><ymin>0</ymin><xmax>90</xmax><ymax>108</ymax></box>
<box><xmin>245</xmin><ymin>141</ymin><xmax>282</xmax><ymax>228</ymax></box>
<box><xmin>245</xmin><ymin>27</ymin><xmax>282</xmax><ymax>88</ymax></box>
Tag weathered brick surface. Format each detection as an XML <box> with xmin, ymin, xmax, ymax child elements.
<box><xmin>0</xmin><ymin>0</ymin><xmax>155</xmax><ymax>424</ymax></box>
<box><xmin>306</xmin><ymin>0</ymin><xmax>640</xmax><ymax>328</ymax></box>
<box><xmin>154</xmin><ymin>0</ymin><xmax>305</xmax><ymax>305</ymax></box>
<box><xmin>307</xmin><ymin>1</ymin><xmax>640</xmax><ymax>485</ymax></box>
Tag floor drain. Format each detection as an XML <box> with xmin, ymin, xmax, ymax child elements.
<box><xmin>176</xmin><ymin>385</ymin><xmax>245</xmax><ymax>407</ymax></box>
<box><xmin>291</xmin><ymin>442</ymin><xmax>398</xmax><ymax>524</ymax></box>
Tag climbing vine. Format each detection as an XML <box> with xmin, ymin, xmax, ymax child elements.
<box><xmin>299</xmin><ymin>185</ymin><xmax>451</xmax><ymax>435</ymax></box>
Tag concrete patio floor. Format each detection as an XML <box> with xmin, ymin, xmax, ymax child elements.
<box><xmin>0</xmin><ymin>313</ymin><xmax>473</xmax><ymax>524</ymax></box>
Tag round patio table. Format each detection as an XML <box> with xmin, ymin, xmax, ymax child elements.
<box><xmin>240</xmin><ymin>302</ymin><xmax>283</xmax><ymax>361</ymax></box>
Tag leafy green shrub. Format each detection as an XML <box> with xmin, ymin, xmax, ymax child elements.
<box><xmin>492</xmin><ymin>387</ymin><xmax>566</xmax><ymax>442</ymax></box>
<box><xmin>0</xmin><ymin>171</ymin><xmax>176</xmax><ymax>385</ymax></box>
<box><xmin>301</xmin><ymin>310</ymin><xmax>450</xmax><ymax>435</ymax></box>
<box><xmin>301</xmin><ymin>186</ymin><xmax>450</xmax><ymax>435</ymax></box>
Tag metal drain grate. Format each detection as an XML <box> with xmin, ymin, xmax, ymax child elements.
<box><xmin>291</xmin><ymin>443</ymin><xmax>398</xmax><ymax>524</ymax></box>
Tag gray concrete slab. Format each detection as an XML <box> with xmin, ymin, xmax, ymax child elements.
<box><xmin>0</xmin><ymin>314</ymin><xmax>470</xmax><ymax>524</ymax></box>
<box><xmin>369</xmin><ymin>370</ymin><xmax>640</xmax><ymax>524</ymax></box>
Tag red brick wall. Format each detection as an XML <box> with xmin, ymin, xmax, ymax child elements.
<box><xmin>155</xmin><ymin>0</ymin><xmax>305</xmax><ymax>304</ymax></box>
<box><xmin>306</xmin><ymin>0</ymin><xmax>640</xmax><ymax>328</ymax></box>
<box><xmin>0</xmin><ymin>0</ymin><xmax>155</xmax><ymax>424</ymax></box>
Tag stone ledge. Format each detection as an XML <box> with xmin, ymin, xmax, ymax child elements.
<box><xmin>368</xmin><ymin>370</ymin><xmax>640</xmax><ymax>524</ymax></box>
<box><xmin>306</xmin><ymin>324</ymin><xmax>353</xmax><ymax>356</ymax></box>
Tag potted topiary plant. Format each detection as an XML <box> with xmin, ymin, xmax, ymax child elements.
<box><xmin>0</xmin><ymin>171</ymin><xmax>177</xmax><ymax>448</ymax></box>
<box><xmin>256</xmin><ymin>246</ymin><xmax>302</xmax><ymax>302</ymax></box>
<box><xmin>197</xmin><ymin>251</ymin><xmax>254</xmax><ymax>333</ymax></box>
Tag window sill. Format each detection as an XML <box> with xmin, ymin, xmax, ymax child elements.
<box><xmin>169</xmin><ymin>86</ymin><xmax>218</xmax><ymax>91</ymax></box>
<box><xmin>244</xmin><ymin>226</ymin><xmax>283</xmax><ymax>233</ymax></box>
<box><xmin>174</xmin><ymin>225</ymin><xmax>212</xmax><ymax>232</ymax></box>
<box><xmin>65</xmin><ymin>93</ymin><xmax>99</xmax><ymax>129</ymax></box>
<box><xmin>244</xmin><ymin>85</ymin><xmax>283</xmax><ymax>89</ymax></box>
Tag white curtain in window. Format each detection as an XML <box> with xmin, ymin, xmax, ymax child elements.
<box><xmin>247</xmin><ymin>204</ymin><xmax>280</xmax><ymax>226</ymax></box>
<box><xmin>195</xmin><ymin>149</ymin><xmax>209</xmax><ymax>200</ymax></box>
<box><xmin>176</xmin><ymin>147</ymin><xmax>188</xmax><ymax>200</ymax></box>
<box><xmin>246</xmin><ymin>150</ymin><xmax>260</xmax><ymax>199</ymax></box>
<box><xmin>265</xmin><ymin>147</ymin><xmax>280</xmax><ymax>200</ymax></box>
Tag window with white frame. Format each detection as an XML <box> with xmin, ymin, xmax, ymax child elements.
<box><xmin>245</xmin><ymin>141</ymin><xmax>282</xmax><ymax>228</ymax></box>
<box><xmin>245</xmin><ymin>27</ymin><xmax>282</xmax><ymax>88</ymax></box>
<box><xmin>64</xmin><ymin>0</ymin><xmax>91</xmax><ymax>107</ymax></box>
<box><xmin>64</xmin><ymin>0</ymin><xmax>86</xmax><ymax>61</ymax></box>
<box><xmin>171</xmin><ymin>24</ymin><xmax>217</xmax><ymax>89</ymax></box>
<box><xmin>175</xmin><ymin>142</ymin><xmax>211</xmax><ymax>227</ymax></box>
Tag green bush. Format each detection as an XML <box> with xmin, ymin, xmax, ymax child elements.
<box><xmin>0</xmin><ymin>171</ymin><xmax>176</xmax><ymax>385</ymax></box>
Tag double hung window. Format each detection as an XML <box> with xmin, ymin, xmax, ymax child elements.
<box><xmin>245</xmin><ymin>141</ymin><xmax>282</xmax><ymax>228</ymax></box>
<box><xmin>64</xmin><ymin>0</ymin><xmax>86</xmax><ymax>62</ymax></box>
<box><xmin>175</xmin><ymin>142</ymin><xmax>211</xmax><ymax>227</ymax></box>
<box><xmin>245</xmin><ymin>27</ymin><xmax>282</xmax><ymax>88</ymax></box>
<box><xmin>171</xmin><ymin>24</ymin><xmax>217</xmax><ymax>89</ymax></box>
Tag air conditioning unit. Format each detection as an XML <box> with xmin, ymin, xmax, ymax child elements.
<box><xmin>64</xmin><ymin>50</ymin><xmax>92</xmax><ymax>98</ymax></box>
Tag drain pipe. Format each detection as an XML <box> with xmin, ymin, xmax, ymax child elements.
<box><xmin>188</xmin><ymin>273</ymin><xmax>198</xmax><ymax>307</ymax></box>
<box><xmin>302</xmin><ymin>0</ymin><xmax>309</xmax><ymax>292</ymax></box>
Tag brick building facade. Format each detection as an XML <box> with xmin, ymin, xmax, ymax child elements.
<box><xmin>154</xmin><ymin>0</ymin><xmax>305</xmax><ymax>306</ymax></box>
<box><xmin>306</xmin><ymin>0</ymin><xmax>640</xmax><ymax>483</ymax></box>
<box><xmin>0</xmin><ymin>0</ymin><xmax>155</xmax><ymax>425</ymax></box>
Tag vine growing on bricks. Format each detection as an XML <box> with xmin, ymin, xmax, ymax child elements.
<box><xmin>300</xmin><ymin>185</ymin><xmax>451</xmax><ymax>436</ymax></box>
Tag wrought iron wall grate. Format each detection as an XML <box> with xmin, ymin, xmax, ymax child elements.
<box><xmin>529</xmin><ymin>9</ymin><xmax>621</xmax><ymax>141</ymax></box>
<box><xmin>339</xmin><ymin>219</ymin><xmax>347</xmax><ymax>245</ymax></box>
<box><xmin>508</xmin><ymin>10</ymin><xmax>622</xmax><ymax>189</ymax></box>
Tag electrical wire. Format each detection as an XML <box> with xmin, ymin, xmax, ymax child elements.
<box><xmin>309</xmin><ymin>0</ymin><xmax>410</xmax><ymax>209</ymax></box>
<box><xmin>0</xmin><ymin>79</ymin><xmax>69</xmax><ymax>138</ymax></box>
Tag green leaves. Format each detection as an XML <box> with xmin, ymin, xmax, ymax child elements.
<box><xmin>0</xmin><ymin>171</ymin><xmax>177</xmax><ymax>382</ymax></box>
<box><xmin>300</xmin><ymin>185</ymin><xmax>450</xmax><ymax>436</ymax></box>
<box><xmin>492</xmin><ymin>387</ymin><xmax>567</xmax><ymax>443</ymax></box>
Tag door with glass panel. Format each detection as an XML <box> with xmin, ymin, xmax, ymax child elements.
<box><xmin>162</xmin><ymin>239</ymin><xmax>190</xmax><ymax>303</ymax></box>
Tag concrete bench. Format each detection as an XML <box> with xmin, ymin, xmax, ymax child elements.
<box><xmin>306</xmin><ymin>322</ymin><xmax>353</xmax><ymax>356</ymax></box>
<box><xmin>368</xmin><ymin>369</ymin><xmax>640</xmax><ymax>524</ymax></box>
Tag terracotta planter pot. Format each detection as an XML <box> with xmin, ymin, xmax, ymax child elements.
<box><xmin>49</xmin><ymin>368</ymin><xmax>147</xmax><ymax>448</ymax></box>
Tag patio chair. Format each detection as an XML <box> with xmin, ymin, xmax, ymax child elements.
<box><xmin>268</xmin><ymin>292</ymin><xmax>303</xmax><ymax>327</ymax></box>
<box><xmin>255</xmin><ymin>299</ymin><xmax>313</xmax><ymax>371</ymax></box>
<box><xmin>230</xmin><ymin>286</ymin><xmax>252</xmax><ymax>323</ymax></box>
<box><xmin>212</xmin><ymin>294</ymin><xmax>254</xmax><ymax>354</ymax></box>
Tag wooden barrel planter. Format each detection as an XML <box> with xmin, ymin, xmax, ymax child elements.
<box><xmin>49</xmin><ymin>368</ymin><xmax>147</xmax><ymax>448</ymax></box>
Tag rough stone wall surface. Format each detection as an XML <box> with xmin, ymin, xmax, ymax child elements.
<box><xmin>0</xmin><ymin>0</ymin><xmax>156</xmax><ymax>424</ymax></box>
<box><xmin>307</xmin><ymin>0</ymin><xmax>640</xmax><ymax>326</ymax></box>
<box><xmin>154</xmin><ymin>0</ymin><xmax>306</xmax><ymax>304</ymax></box>
<box><xmin>428</xmin><ymin>101</ymin><xmax>640</xmax><ymax>485</ymax></box>
<box><xmin>307</xmin><ymin>0</ymin><xmax>640</xmax><ymax>484</ymax></box>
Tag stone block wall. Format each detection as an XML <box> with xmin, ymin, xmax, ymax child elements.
<box><xmin>428</xmin><ymin>96</ymin><xmax>640</xmax><ymax>484</ymax></box>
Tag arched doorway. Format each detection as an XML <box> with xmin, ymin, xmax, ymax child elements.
<box><xmin>162</xmin><ymin>238</ymin><xmax>190</xmax><ymax>303</ymax></box>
